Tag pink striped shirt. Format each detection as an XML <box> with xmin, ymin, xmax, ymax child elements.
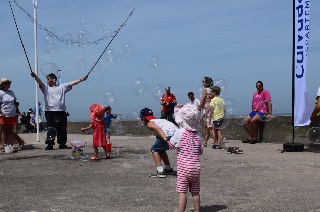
<box><xmin>169</xmin><ymin>129</ymin><xmax>203</xmax><ymax>192</ymax></box>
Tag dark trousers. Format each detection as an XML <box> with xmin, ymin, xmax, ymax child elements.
<box><xmin>45</xmin><ymin>111</ymin><xmax>67</xmax><ymax>146</ymax></box>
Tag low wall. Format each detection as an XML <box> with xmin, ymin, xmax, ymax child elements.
<box><xmin>19</xmin><ymin>116</ymin><xmax>313</xmax><ymax>144</ymax></box>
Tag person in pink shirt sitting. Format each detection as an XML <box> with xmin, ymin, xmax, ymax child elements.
<box><xmin>243</xmin><ymin>81</ymin><xmax>272</xmax><ymax>144</ymax></box>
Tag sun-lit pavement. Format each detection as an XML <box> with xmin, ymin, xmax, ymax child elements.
<box><xmin>0</xmin><ymin>133</ymin><xmax>320</xmax><ymax>212</ymax></box>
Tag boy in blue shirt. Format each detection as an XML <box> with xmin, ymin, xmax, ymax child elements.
<box><xmin>104</xmin><ymin>106</ymin><xmax>117</xmax><ymax>144</ymax></box>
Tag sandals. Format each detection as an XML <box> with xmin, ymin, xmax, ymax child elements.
<box><xmin>227</xmin><ymin>147</ymin><xmax>243</xmax><ymax>154</ymax></box>
<box><xmin>90</xmin><ymin>156</ymin><xmax>100</xmax><ymax>161</ymax></box>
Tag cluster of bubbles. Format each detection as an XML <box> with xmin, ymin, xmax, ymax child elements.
<box><xmin>111</xmin><ymin>114</ymin><xmax>126</xmax><ymax>135</ymax></box>
<box><xmin>43</xmin><ymin>28</ymin><xmax>57</xmax><ymax>54</ymax></box>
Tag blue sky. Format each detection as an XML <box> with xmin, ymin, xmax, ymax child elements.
<box><xmin>1</xmin><ymin>0</ymin><xmax>320</xmax><ymax>121</ymax></box>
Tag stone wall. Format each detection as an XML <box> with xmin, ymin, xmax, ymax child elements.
<box><xmin>19</xmin><ymin>116</ymin><xmax>312</xmax><ymax>144</ymax></box>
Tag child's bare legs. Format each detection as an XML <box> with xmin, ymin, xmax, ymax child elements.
<box><xmin>159</xmin><ymin>152</ymin><xmax>170</xmax><ymax>166</ymax></box>
<box><xmin>93</xmin><ymin>147</ymin><xmax>98</xmax><ymax>158</ymax></box>
<box><xmin>106</xmin><ymin>132</ymin><xmax>111</xmax><ymax>143</ymax></box>
<box><xmin>202</xmin><ymin>125</ymin><xmax>210</xmax><ymax>146</ymax></box>
<box><xmin>192</xmin><ymin>192</ymin><xmax>200</xmax><ymax>212</ymax></box>
<box><xmin>152</xmin><ymin>152</ymin><xmax>162</xmax><ymax>167</ymax></box>
<box><xmin>152</xmin><ymin>152</ymin><xmax>170</xmax><ymax>169</ymax></box>
<box><xmin>217</xmin><ymin>129</ymin><xmax>224</xmax><ymax>148</ymax></box>
<box><xmin>178</xmin><ymin>192</ymin><xmax>187</xmax><ymax>212</ymax></box>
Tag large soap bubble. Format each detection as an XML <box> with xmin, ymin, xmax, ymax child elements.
<box><xmin>80</xmin><ymin>20</ymin><xmax>87</xmax><ymax>28</ymax></box>
<box><xmin>152</xmin><ymin>84</ymin><xmax>165</xmax><ymax>101</ymax></box>
<box><xmin>40</xmin><ymin>63</ymin><xmax>59</xmax><ymax>77</ymax></box>
<box><xmin>224</xmin><ymin>98</ymin><xmax>239</xmax><ymax>117</ymax></box>
<box><xmin>132</xmin><ymin>78</ymin><xmax>146</xmax><ymax>95</ymax></box>
<box><xmin>103</xmin><ymin>91</ymin><xmax>117</xmax><ymax>106</ymax></box>
<box><xmin>150</xmin><ymin>56</ymin><xmax>160</xmax><ymax>68</ymax></box>
<box><xmin>213</xmin><ymin>78</ymin><xmax>229</xmax><ymax>96</ymax></box>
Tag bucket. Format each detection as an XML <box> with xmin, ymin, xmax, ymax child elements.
<box><xmin>69</xmin><ymin>140</ymin><xmax>86</xmax><ymax>158</ymax></box>
<box><xmin>106</xmin><ymin>143</ymin><xmax>112</xmax><ymax>152</ymax></box>
<box><xmin>5</xmin><ymin>145</ymin><xmax>12</xmax><ymax>154</ymax></box>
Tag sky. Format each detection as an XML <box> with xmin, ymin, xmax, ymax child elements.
<box><xmin>1</xmin><ymin>0</ymin><xmax>320</xmax><ymax>122</ymax></box>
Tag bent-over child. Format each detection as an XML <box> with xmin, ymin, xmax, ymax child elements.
<box><xmin>140</xmin><ymin>107</ymin><xmax>178</xmax><ymax>178</ymax></box>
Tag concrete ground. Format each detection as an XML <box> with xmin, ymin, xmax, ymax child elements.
<box><xmin>0</xmin><ymin>133</ymin><xmax>320</xmax><ymax>212</ymax></box>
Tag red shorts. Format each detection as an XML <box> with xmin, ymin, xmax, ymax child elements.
<box><xmin>0</xmin><ymin>116</ymin><xmax>18</xmax><ymax>125</ymax></box>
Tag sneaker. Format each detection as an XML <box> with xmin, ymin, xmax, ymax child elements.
<box><xmin>164</xmin><ymin>168</ymin><xmax>174</xmax><ymax>175</ymax></box>
<box><xmin>149</xmin><ymin>170</ymin><xmax>166</xmax><ymax>178</ymax></box>
<box><xmin>45</xmin><ymin>145</ymin><xmax>53</xmax><ymax>150</ymax></box>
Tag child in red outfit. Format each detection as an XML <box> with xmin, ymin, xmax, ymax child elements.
<box><xmin>81</xmin><ymin>104</ymin><xmax>109</xmax><ymax>160</ymax></box>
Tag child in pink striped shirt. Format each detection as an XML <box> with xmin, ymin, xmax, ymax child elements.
<box><xmin>167</xmin><ymin>104</ymin><xmax>203</xmax><ymax>212</ymax></box>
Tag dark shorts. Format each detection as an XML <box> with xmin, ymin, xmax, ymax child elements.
<box><xmin>213</xmin><ymin>119</ymin><xmax>224</xmax><ymax>130</ymax></box>
<box><xmin>151</xmin><ymin>136</ymin><xmax>170</xmax><ymax>154</ymax></box>
<box><xmin>248</xmin><ymin>111</ymin><xmax>267</xmax><ymax>121</ymax></box>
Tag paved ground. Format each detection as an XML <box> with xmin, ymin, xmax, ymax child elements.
<box><xmin>0</xmin><ymin>133</ymin><xmax>320</xmax><ymax>212</ymax></box>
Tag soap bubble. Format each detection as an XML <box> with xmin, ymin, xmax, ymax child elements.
<box><xmin>127</xmin><ymin>109</ymin><xmax>143</xmax><ymax>127</ymax></box>
<box><xmin>123</xmin><ymin>43</ymin><xmax>133</xmax><ymax>53</ymax></box>
<box><xmin>96</xmin><ymin>25</ymin><xmax>104</xmax><ymax>33</ymax></box>
<box><xmin>43</xmin><ymin>34</ymin><xmax>54</xmax><ymax>43</ymax></box>
<box><xmin>103</xmin><ymin>91</ymin><xmax>117</xmax><ymax>105</ymax></box>
<box><xmin>152</xmin><ymin>84</ymin><xmax>165</xmax><ymax>101</ymax></box>
<box><xmin>80</xmin><ymin>20</ymin><xmax>87</xmax><ymax>28</ymax></box>
<box><xmin>150</xmin><ymin>56</ymin><xmax>160</xmax><ymax>68</ymax></box>
<box><xmin>45</xmin><ymin>43</ymin><xmax>57</xmax><ymax>54</ymax></box>
<box><xmin>132</xmin><ymin>78</ymin><xmax>146</xmax><ymax>95</ymax></box>
<box><xmin>41</xmin><ymin>127</ymin><xmax>57</xmax><ymax>141</ymax></box>
<box><xmin>224</xmin><ymin>98</ymin><xmax>239</xmax><ymax>117</ymax></box>
<box><xmin>114</xmin><ymin>54</ymin><xmax>122</xmax><ymax>63</ymax></box>
<box><xmin>194</xmin><ymin>86</ymin><xmax>204</xmax><ymax>99</ymax></box>
<box><xmin>62</xmin><ymin>33</ymin><xmax>73</xmax><ymax>45</ymax></box>
<box><xmin>306</xmin><ymin>127</ymin><xmax>320</xmax><ymax>144</ymax></box>
<box><xmin>40</xmin><ymin>63</ymin><xmax>59</xmax><ymax>77</ymax></box>
<box><xmin>78</xmin><ymin>59</ymin><xmax>87</xmax><ymax>70</ymax></box>
<box><xmin>213</xmin><ymin>78</ymin><xmax>229</xmax><ymax>96</ymax></box>
<box><xmin>105</xmin><ymin>49</ymin><xmax>116</xmax><ymax>61</ymax></box>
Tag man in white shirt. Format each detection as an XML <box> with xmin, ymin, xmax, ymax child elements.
<box><xmin>188</xmin><ymin>92</ymin><xmax>200</xmax><ymax>108</ymax></box>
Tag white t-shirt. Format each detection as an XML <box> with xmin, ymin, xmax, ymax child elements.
<box><xmin>40</xmin><ymin>83</ymin><xmax>72</xmax><ymax>111</ymax></box>
<box><xmin>190</xmin><ymin>98</ymin><xmax>200</xmax><ymax>108</ymax></box>
<box><xmin>0</xmin><ymin>90</ymin><xmax>17</xmax><ymax>117</ymax></box>
<box><xmin>150</xmin><ymin>119</ymin><xmax>178</xmax><ymax>137</ymax></box>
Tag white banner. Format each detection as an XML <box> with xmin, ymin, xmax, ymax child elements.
<box><xmin>294</xmin><ymin>0</ymin><xmax>313</xmax><ymax>126</ymax></box>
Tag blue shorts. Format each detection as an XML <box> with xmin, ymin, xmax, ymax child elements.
<box><xmin>151</xmin><ymin>136</ymin><xmax>170</xmax><ymax>154</ymax></box>
<box><xmin>248</xmin><ymin>111</ymin><xmax>267</xmax><ymax>121</ymax></box>
<box><xmin>213</xmin><ymin>119</ymin><xmax>224</xmax><ymax>130</ymax></box>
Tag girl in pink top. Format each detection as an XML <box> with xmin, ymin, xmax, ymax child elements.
<box><xmin>168</xmin><ymin>104</ymin><xmax>203</xmax><ymax>212</ymax></box>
